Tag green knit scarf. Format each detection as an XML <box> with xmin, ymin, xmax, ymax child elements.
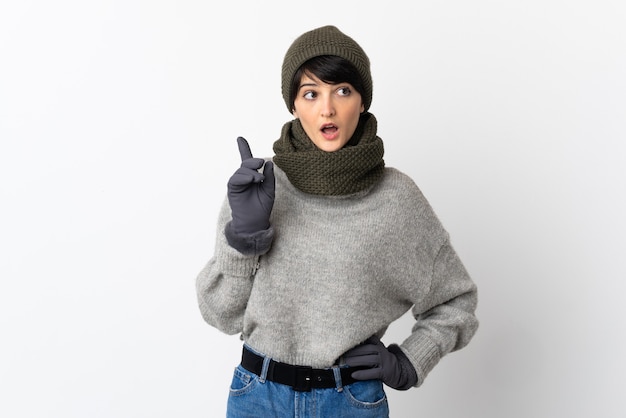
<box><xmin>272</xmin><ymin>113</ymin><xmax>385</xmax><ymax>196</ymax></box>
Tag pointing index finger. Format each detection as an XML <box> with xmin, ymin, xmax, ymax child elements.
<box><xmin>236</xmin><ymin>136</ymin><xmax>253</xmax><ymax>161</ymax></box>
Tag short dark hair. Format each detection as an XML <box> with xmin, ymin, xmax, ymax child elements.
<box><xmin>288</xmin><ymin>55</ymin><xmax>366</xmax><ymax>111</ymax></box>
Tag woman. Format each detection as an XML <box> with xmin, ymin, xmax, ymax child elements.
<box><xmin>196</xmin><ymin>25</ymin><xmax>478</xmax><ymax>417</ymax></box>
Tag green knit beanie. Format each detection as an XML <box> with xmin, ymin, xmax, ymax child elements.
<box><xmin>281</xmin><ymin>25</ymin><xmax>373</xmax><ymax>113</ymax></box>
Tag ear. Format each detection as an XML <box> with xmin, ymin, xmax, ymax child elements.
<box><xmin>292</xmin><ymin>108</ymin><xmax>298</xmax><ymax>118</ymax></box>
<box><xmin>360</xmin><ymin>103</ymin><xmax>365</xmax><ymax>113</ymax></box>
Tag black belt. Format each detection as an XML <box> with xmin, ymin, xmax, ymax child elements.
<box><xmin>241</xmin><ymin>346</ymin><xmax>361</xmax><ymax>392</ymax></box>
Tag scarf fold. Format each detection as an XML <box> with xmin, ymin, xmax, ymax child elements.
<box><xmin>272</xmin><ymin>113</ymin><xmax>385</xmax><ymax>196</ymax></box>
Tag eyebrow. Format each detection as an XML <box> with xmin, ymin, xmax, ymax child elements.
<box><xmin>298</xmin><ymin>82</ymin><xmax>318</xmax><ymax>91</ymax></box>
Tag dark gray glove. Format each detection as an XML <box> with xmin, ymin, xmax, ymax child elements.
<box><xmin>343</xmin><ymin>336</ymin><xmax>418</xmax><ymax>390</ymax></box>
<box><xmin>227</xmin><ymin>137</ymin><xmax>275</xmax><ymax>235</ymax></box>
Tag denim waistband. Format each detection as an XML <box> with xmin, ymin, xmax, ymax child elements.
<box><xmin>240</xmin><ymin>345</ymin><xmax>362</xmax><ymax>392</ymax></box>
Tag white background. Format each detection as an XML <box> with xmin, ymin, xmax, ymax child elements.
<box><xmin>1</xmin><ymin>1</ymin><xmax>625</xmax><ymax>417</ymax></box>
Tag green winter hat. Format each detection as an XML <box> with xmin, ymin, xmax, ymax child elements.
<box><xmin>281</xmin><ymin>25</ymin><xmax>373</xmax><ymax>113</ymax></box>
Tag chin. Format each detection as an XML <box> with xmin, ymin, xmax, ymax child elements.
<box><xmin>315</xmin><ymin>139</ymin><xmax>348</xmax><ymax>152</ymax></box>
<box><xmin>320</xmin><ymin>144</ymin><xmax>342</xmax><ymax>152</ymax></box>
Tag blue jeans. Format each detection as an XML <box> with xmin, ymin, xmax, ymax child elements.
<box><xmin>226</xmin><ymin>349</ymin><xmax>389</xmax><ymax>418</ymax></box>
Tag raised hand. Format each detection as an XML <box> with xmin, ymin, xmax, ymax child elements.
<box><xmin>227</xmin><ymin>137</ymin><xmax>275</xmax><ymax>235</ymax></box>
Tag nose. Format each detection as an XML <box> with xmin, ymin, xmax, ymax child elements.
<box><xmin>320</xmin><ymin>96</ymin><xmax>335</xmax><ymax>118</ymax></box>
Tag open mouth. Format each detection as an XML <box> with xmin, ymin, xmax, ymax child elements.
<box><xmin>321</xmin><ymin>124</ymin><xmax>338</xmax><ymax>138</ymax></box>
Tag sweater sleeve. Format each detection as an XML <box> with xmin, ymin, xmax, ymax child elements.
<box><xmin>399</xmin><ymin>240</ymin><xmax>479</xmax><ymax>387</ymax></box>
<box><xmin>195</xmin><ymin>197</ymin><xmax>260</xmax><ymax>335</ymax></box>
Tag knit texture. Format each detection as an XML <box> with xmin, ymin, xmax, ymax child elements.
<box><xmin>273</xmin><ymin>113</ymin><xmax>384</xmax><ymax>196</ymax></box>
<box><xmin>281</xmin><ymin>25</ymin><xmax>373</xmax><ymax>112</ymax></box>
<box><xmin>197</xmin><ymin>166</ymin><xmax>479</xmax><ymax>385</ymax></box>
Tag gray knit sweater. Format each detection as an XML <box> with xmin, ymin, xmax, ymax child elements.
<box><xmin>196</xmin><ymin>164</ymin><xmax>478</xmax><ymax>386</ymax></box>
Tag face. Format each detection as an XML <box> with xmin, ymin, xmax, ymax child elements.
<box><xmin>292</xmin><ymin>72</ymin><xmax>364</xmax><ymax>152</ymax></box>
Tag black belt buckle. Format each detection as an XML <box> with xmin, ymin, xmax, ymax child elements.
<box><xmin>293</xmin><ymin>365</ymin><xmax>313</xmax><ymax>392</ymax></box>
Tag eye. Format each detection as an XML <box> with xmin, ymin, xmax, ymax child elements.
<box><xmin>337</xmin><ymin>86</ymin><xmax>352</xmax><ymax>96</ymax></box>
<box><xmin>303</xmin><ymin>90</ymin><xmax>316</xmax><ymax>100</ymax></box>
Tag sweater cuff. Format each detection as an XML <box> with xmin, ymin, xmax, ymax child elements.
<box><xmin>225</xmin><ymin>221</ymin><xmax>274</xmax><ymax>256</ymax></box>
<box><xmin>388</xmin><ymin>344</ymin><xmax>418</xmax><ymax>390</ymax></box>
<box><xmin>400</xmin><ymin>335</ymin><xmax>441</xmax><ymax>387</ymax></box>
